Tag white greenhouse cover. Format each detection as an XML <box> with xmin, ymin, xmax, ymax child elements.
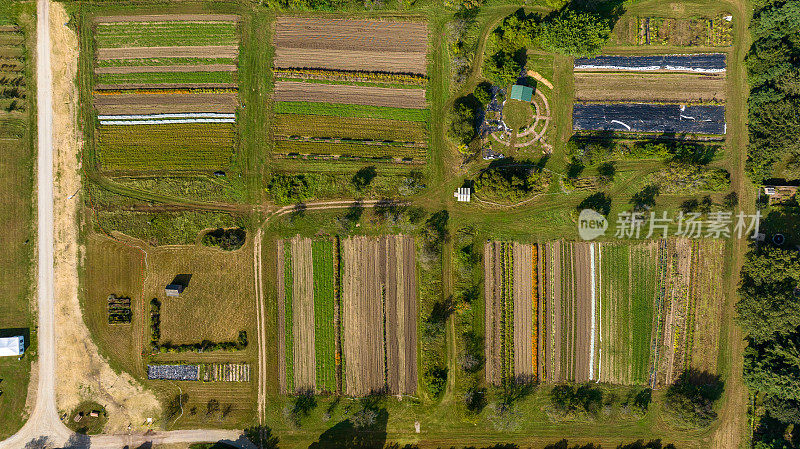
<box><xmin>0</xmin><ymin>336</ymin><xmax>24</xmax><ymax>357</ymax></box>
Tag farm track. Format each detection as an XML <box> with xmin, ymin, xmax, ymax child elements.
<box><xmin>253</xmin><ymin>228</ymin><xmax>266</xmax><ymax>422</ymax></box>
<box><xmin>274</xmin><ymin>81</ymin><xmax>427</xmax><ymax>109</ymax></box>
<box><xmin>97</xmin><ymin>45</ymin><xmax>238</xmax><ymax>60</ymax></box>
<box><xmin>94</xmin><ymin>92</ymin><xmax>237</xmax><ymax>115</ymax></box>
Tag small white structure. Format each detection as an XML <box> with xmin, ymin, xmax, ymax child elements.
<box><xmin>0</xmin><ymin>335</ymin><xmax>24</xmax><ymax>357</ymax></box>
<box><xmin>764</xmin><ymin>186</ymin><xmax>776</xmax><ymax>195</ymax></box>
<box><xmin>454</xmin><ymin>187</ymin><xmax>471</xmax><ymax>202</ymax></box>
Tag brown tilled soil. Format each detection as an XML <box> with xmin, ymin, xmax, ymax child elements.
<box><xmin>94</xmin><ymin>14</ymin><xmax>240</xmax><ymax>23</ymax></box>
<box><xmin>665</xmin><ymin>238</ymin><xmax>693</xmax><ymax>384</ymax></box>
<box><xmin>537</xmin><ymin>245</ymin><xmax>545</xmax><ymax>381</ymax></box>
<box><xmin>291</xmin><ymin>236</ymin><xmax>316</xmax><ymax>392</ymax></box>
<box><xmin>513</xmin><ymin>243</ymin><xmax>534</xmax><ymax>380</ymax></box>
<box><xmin>273</xmin><ymin>48</ymin><xmax>427</xmax><ymax>75</ymax></box>
<box><xmin>574</xmin><ymin>72</ymin><xmax>727</xmax><ymax>104</ymax></box>
<box><xmin>276</xmin><ymin>241</ymin><xmax>287</xmax><ymax>394</ymax></box>
<box><xmin>94</xmin><ymin>92</ymin><xmax>238</xmax><ymax>115</ymax></box>
<box><xmin>97</xmin><ymin>45</ymin><xmax>238</xmax><ymax>60</ymax></box>
<box><xmin>275</xmin><ymin>16</ymin><xmax>428</xmax><ymax>53</ymax></box>
<box><xmin>400</xmin><ymin>236</ymin><xmax>418</xmax><ymax>395</ymax></box>
<box><xmin>95</xmin><ymin>64</ymin><xmax>237</xmax><ymax>74</ymax></box>
<box><xmin>385</xmin><ymin>236</ymin><xmax>400</xmax><ymax>394</ymax></box>
<box><xmin>573</xmin><ymin>243</ymin><xmax>592</xmax><ymax>383</ymax></box>
<box><xmin>274</xmin><ymin>81</ymin><xmax>426</xmax><ymax>109</ymax></box>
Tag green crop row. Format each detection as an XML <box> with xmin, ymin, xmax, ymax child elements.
<box><xmin>633</xmin><ymin>243</ymin><xmax>658</xmax><ymax>385</ymax></box>
<box><xmin>273</xmin><ymin>140</ymin><xmax>426</xmax><ymax>161</ymax></box>
<box><xmin>97</xmin><ymin>123</ymin><xmax>234</xmax><ymax>171</ymax></box>
<box><xmin>97</xmin><ymin>71</ymin><xmax>236</xmax><ymax>86</ymax></box>
<box><xmin>274</xmin><ymin>101</ymin><xmax>429</xmax><ymax>123</ymax></box>
<box><xmin>284</xmin><ymin>240</ymin><xmax>295</xmax><ymax>393</ymax></box>
<box><xmin>312</xmin><ymin>239</ymin><xmax>336</xmax><ymax>393</ymax></box>
<box><xmin>96</xmin><ymin>57</ymin><xmax>237</xmax><ymax>68</ymax></box>
<box><xmin>500</xmin><ymin>242</ymin><xmax>515</xmax><ymax>385</ymax></box>
<box><xmin>274</xmin><ymin>113</ymin><xmax>428</xmax><ymax>144</ymax></box>
<box><xmin>95</xmin><ymin>21</ymin><xmax>237</xmax><ymax>48</ymax></box>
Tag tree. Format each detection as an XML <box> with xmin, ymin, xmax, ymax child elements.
<box><xmin>351</xmin><ymin>166</ymin><xmax>377</xmax><ymax>191</ymax></box>
<box><xmin>744</xmin><ymin>329</ymin><xmax>800</xmax><ymax>401</ymax></box>
<box><xmin>537</xmin><ymin>9</ymin><xmax>611</xmax><ymax>57</ymax></box>
<box><xmin>267</xmin><ymin>174</ymin><xmax>318</xmax><ymax>204</ymax></box>
<box><xmin>244</xmin><ymin>425</ymin><xmax>280</xmax><ymax>449</ymax></box>
<box><xmin>736</xmin><ymin>246</ymin><xmax>800</xmax><ymax>342</ymax></box>
<box><xmin>577</xmin><ymin>192</ymin><xmax>611</xmax><ymax>216</ymax></box>
<box><xmin>664</xmin><ymin>369</ymin><xmax>724</xmax><ymax>427</ymax></box>
<box><xmin>448</xmin><ymin>96</ymin><xmax>479</xmax><ymax>145</ymax></box>
<box><xmin>473</xmin><ymin>82</ymin><xmax>493</xmax><ymax>105</ymax></box>
<box><xmin>206</xmin><ymin>399</ymin><xmax>220</xmax><ymax>416</ymax></box>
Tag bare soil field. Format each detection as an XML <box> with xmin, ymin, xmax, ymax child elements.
<box><xmin>274</xmin><ymin>81</ymin><xmax>426</xmax><ymax>108</ymax></box>
<box><xmin>97</xmin><ymin>45</ymin><xmax>238</xmax><ymax>60</ymax></box>
<box><xmin>512</xmin><ymin>243</ymin><xmax>535</xmax><ymax>380</ymax></box>
<box><xmin>95</xmin><ymin>64</ymin><xmax>237</xmax><ymax>74</ymax></box>
<box><xmin>291</xmin><ymin>236</ymin><xmax>316</xmax><ymax>392</ymax></box>
<box><xmin>689</xmin><ymin>239</ymin><xmax>725</xmax><ymax>373</ymax></box>
<box><xmin>574</xmin><ymin>72</ymin><xmax>726</xmax><ymax>103</ymax></box>
<box><xmin>276</xmin><ymin>242</ymin><xmax>287</xmax><ymax>394</ymax></box>
<box><xmin>94</xmin><ymin>92</ymin><xmax>237</xmax><ymax>115</ymax></box>
<box><xmin>341</xmin><ymin>235</ymin><xmax>417</xmax><ymax>395</ymax></box>
<box><xmin>274</xmin><ymin>48</ymin><xmax>426</xmax><ymax>75</ymax></box>
<box><xmin>573</xmin><ymin>242</ymin><xmax>592</xmax><ymax>383</ymax></box>
<box><xmin>275</xmin><ymin>17</ymin><xmax>428</xmax><ymax>52</ymax></box>
<box><xmin>94</xmin><ymin>14</ymin><xmax>240</xmax><ymax>23</ymax></box>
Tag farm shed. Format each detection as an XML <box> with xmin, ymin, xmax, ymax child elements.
<box><xmin>165</xmin><ymin>284</ymin><xmax>184</xmax><ymax>297</ymax></box>
<box><xmin>0</xmin><ymin>335</ymin><xmax>24</xmax><ymax>357</ymax></box>
<box><xmin>510</xmin><ymin>85</ymin><xmax>533</xmax><ymax>102</ymax></box>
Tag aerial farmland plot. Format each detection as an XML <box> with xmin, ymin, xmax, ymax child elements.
<box><xmin>277</xmin><ymin>234</ymin><xmax>417</xmax><ymax>396</ymax></box>
<box><xmin>484</xmin><ymin>238</ymin><xmax>726</xmax><ymax>388</ymax></box>
<box><xmin>271</xmin><ymin>16</ymin><xmax>430</xmax><ymax>164</ymax></box>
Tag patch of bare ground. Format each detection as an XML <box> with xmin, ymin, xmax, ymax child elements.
<box><xmin>573</xmin><ymin>243</ymin><xmax>592</xmax><ymax>383</ymax></box>
<box><xmin>94</xmin><ymin>92</ymin><xmax>238</xmax><ymax>115</ymax></box>
<box><xmin>95</xmin><ymin>64</ymin><xmax>237</xmax><ymax>75</ymax></box>
<box><xmin>275</xmin><ymin>17</ymin><xmax>427</xmax><ymax>52</ymax></box>
<box><xmin>574</xmin><ymin>72</ymin><xmax>726</xmax><ymax>104</ymax></box>
<box><xmin>291</xmin><ymin>236</ymin><xmax>316</xmax><ymax>392</ymax></box>
<box><xmin>274</xmin><ymin>81</ymin><xmax>426</xmax><ymax>109</ymax></box>
<box><xmin>399</xmin><ymin>236</ymin><xmax>417</xmax><ymax>394</ymax></box>
<box><xmin>93</xmin><ymin>14</ymin><xmax>240</xmax><ymax>23</ymax></box>
<box><xmin>513</xmin><ymin>243</ymin><xmax>534</xmax><ymax>380</ymax></box>
<box><xmin>97</xmin><ymin>45</ymin><xmax>238</xmax><ymax>60</ymax></box>
<box><xmin>274</xmin><ymin>48</ymin><xmax>426</xmax><ymax>76</ymax></box>
<box><xmin>691</xmin><ymin>240</ymin><xmax>725</xmax><ymax>372</ymax></box>
<box><xmin>51</xmin><ymin>2</ymin><xmax>160</xmax><ymax>430</ymax></box>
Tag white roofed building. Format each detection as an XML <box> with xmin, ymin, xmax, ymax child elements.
<box><xmin>0</xmin><ymin>335</ymin><xmax>24</xmax><ymax>357</ymax></box>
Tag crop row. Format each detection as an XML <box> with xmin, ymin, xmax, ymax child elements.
<box><xmin>95</xmin><ymin>21</ymin><xmax>238</xmax><ymax>48</ymax></box>
<box><xmin>274</xmin><ymin>140</ymin><xmax>426</xmax><ymax>161</ymax></box>
<box><xmin>500</xmin><ymin>242</ymin><xmax>514</xmax><ymax>385</ymax></box>
<box><xmin>97</xmin><ymin>123</ymin><xmax>234</xmax><ymax>171</ymax></box>
<box><xmin>274</xmin><ymin>68</ymin><xmax>426</xmax><ymax>86</ymax></box>
<box><xmin>313</xmin><ymin>239</ymin><xmax>337</xmax><ymax>393</ymax></box>
<box><xmin>97</xmin><ymin>71</ymin><xmax>236</xmax><ymax>86</ymax></box>
<box><xmin>95</xmin><ymin>87</ymin><xmax>237</xmax><ymax>96</ymax></box>
<box><xmin>96</xmin><ymin>56</ymin><xmax>237</xmax><ymax>68</ymax></box>
<box><xmin>284</xmin><ymin>240</ymin><xmax>295</xmax><ymax>393</ymax></box>
<box><xmin>275</xmin><ymin>101</ymin><xmax>429</xmax><ymax>122</ymax></box>
<box><xmin>274</xmin><ymin>113</ymin><xmax>427</xmax><ymax>144</ymax></box>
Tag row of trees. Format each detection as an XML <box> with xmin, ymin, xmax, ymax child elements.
<box><xmin>745</xmin><ymin>0</ymin><xmax>800</xmax><ymax>182</ymax></box>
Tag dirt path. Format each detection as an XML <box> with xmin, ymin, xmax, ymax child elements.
<box><xmin>253</xmin><ymin>228</ymin><xmax>266</xmax><ymax>423</ymax></box>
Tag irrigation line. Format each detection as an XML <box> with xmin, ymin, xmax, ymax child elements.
<box><xmin>588</xmin><ymin>242</ymin><xmax>597</xmax><ymax>381</ymax></box>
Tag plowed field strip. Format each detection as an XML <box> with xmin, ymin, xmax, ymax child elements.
<box><xmin>401</xmin><ymin>236</ymin><xmax>417</xmax><ymax>395</ymax></box>
<box><xmin>274</xmin><ymin>81</ymin><xmax>426</xmax><ymax>109</ymax></box>
<box><xmin>574</xmin><ymin>242</ymin><xmax>592</xmax><ymax>383</ymax></box>
<box><xmin>97</xmin><ymin>45</ymin><xmax>238</xmax><ymax>60</ymax></box>
<box><xmin>691</xmin><ymin>240</ymin><xmax>725</xmax><ymax>373</ymax></box>
<box><xmin>274</xmin><ymin>48</ymin><xmax>426</xmax><ymax>75</ymax></box>
<box><xmin>574</xmin><ymin>72</ymin><xmax>726</xmax><ymax>103</ymax></box>
<box><xmin>276</xmin><ymin>241</ymin><xmax>286</xmax><ymax>394</ymax></box>
<box><xmin>291</xmin><ymin>236</ymin><xmax>316</xmax><ymax>392</ymax></box>
<box><xmin>94</xmin><ymin>93</ymin><xmax>237</xmax><ymax>115</ymax></box>
<box><xmin>274</xmin><ymin>113</ymin><xmax>427</xmax><ymax>143</ymax></box>
<box><xmin>386</xmin><ymin>236</ymin><xmax>400</xmax><ymax>394</ymax></box>
<box><xmin>275</xmin><ymin>16</ymin><xmax>428</xmax><ymax>53</ymax></box>
<box><xmin>513</xmin><ymin>243</ymin><xmax>534</xmax><ymax>379</ymax></box>
<box><xmin>95</xmin><ymin>64</ymin><xmax>237</xmax><ymax>74</ymax></box>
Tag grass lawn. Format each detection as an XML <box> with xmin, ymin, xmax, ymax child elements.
<box><xmin>503</xmin><ymin>99</ymin><xmax>533</xmax><ymax>132</ymax></box>
<box><xmin>0</xmin><ymin>1</ymin><xmax>36</xmax><ymax>440</ymax></box>
<box><xmin>66</xmin><ymin>401</ymin><xmax>109</xmax><ymax>435</ymax></box>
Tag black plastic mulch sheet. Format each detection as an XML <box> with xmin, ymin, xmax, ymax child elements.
<box><xmin>147</xmin><ymin>364</ymin><xmax>200</xmax><ymax>381</ymax></box>
<box><xmin>574</xmin><ymin>54</ymin><xmax>726</xmax><ymax>72</ymax></box>
<box><xmin>573</xmin><ymin>104</ymin><xmax>726</xmax><ymax>135</ymax></box>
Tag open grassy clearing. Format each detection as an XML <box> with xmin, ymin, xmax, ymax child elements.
<box><xmin>93</xmin><ymin>210</ymin><xmax>240</xmax><ymax>246</ymax></box>
<box><xmin>574</xmin><ymin>72</ymin><xmax>726</xmax><ymax>104</ymax></box>
<box><xmin>274</xmin><ymin>101</ymin><xmax>429</xmax><ymax>122</ymax></box>
<box><xmin>274</xmin><ymin>113</ymin><xmax>427</xmax><ymax>144</ymax></box>
<box><xmin>83</xmin><ymin>234</ymin><xmax>257</xmax><ymax>429</ymax></box>
<box><xmin>96</xmin><ymin>123</ymin><xmax>235</xmax><ymax>171</ymax></box>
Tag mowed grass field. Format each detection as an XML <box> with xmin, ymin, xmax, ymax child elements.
<box><xmin>0</xmin><ymin>2</ymin><xmax>35</xmax><ymax>440</ymax></box>
<box><xmin>83</xmin><ymin>234</ymin><xmax>257</xmax><ymax>429</ymax></box>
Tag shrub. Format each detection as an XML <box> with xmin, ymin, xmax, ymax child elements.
<box><xmin>423</xmin><ymin>367</ymin><xmax>448</xmax><ymax>399</ymax></box>
<box><xmin>448</xmin><ymin>96</ymin><xmax>479</xmax><ymax>145</ymax></box>
<box><xmin>202</xmin><ymin>228</ymin><xmax>246</xmax><ymax>251</ymax></box>
<box><xmin>537</xmin><ymin>9</ymin><xmax>611</xmax><ymax>57</ymax></box>
<box><xmin>473</xmin><ymin>82</ymin><xmax>493</xmax><ymax>105</ymax></box>
<box><xmin>474</xmin><ymin>164</ymin><xmax>551</xmax><ymax>203</ymax></box>
<box><xmin>267</xmin><ymin>174</ymin><xmax>318</xmax><ymax>204</ymax></box>
<box><xmin>665</xmin><ymin>369</ymin><xmax>724</xmax><ymax>427</ymax></box>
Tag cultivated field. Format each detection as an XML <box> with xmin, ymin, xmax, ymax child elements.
<box><xmin>574</xmin><ymin>72</ymin><xmax>726</xmax><ymax>104</ymax></box>
<box><xmin>91</xmin><ymin>15</ymin><xmax>241</xmax><ymax>173</ymax></box>
<box><xmin>612</xmin><ymin>14</ymin><xmax>733</xmax><ymax>47</ymax></box>
<box><xmin>272</xmin><ymin>16</ymin><xmax>429</xmax><ymax>163</ymax></box>
<box><xmin>488</xmin><ymin>239</ymin><xmax>726</xmax><ymax>388</ymax></box>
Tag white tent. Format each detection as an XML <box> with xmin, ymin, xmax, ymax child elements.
<box><xmin>0</xmin><ymin>336</ymin><xmax>24</xmax><ymax>357</ymax></box>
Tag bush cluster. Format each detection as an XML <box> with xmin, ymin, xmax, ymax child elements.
<box><xmin>202</xmin><ymin>228</ymin><xmax>246</xmax><ymax>251</ymax></box>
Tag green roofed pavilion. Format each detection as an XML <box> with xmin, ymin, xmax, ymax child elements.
<box><xmin>510</xmin><ymin>84</ymin><xmax>533</xmax><ymax>102</ymax></box>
